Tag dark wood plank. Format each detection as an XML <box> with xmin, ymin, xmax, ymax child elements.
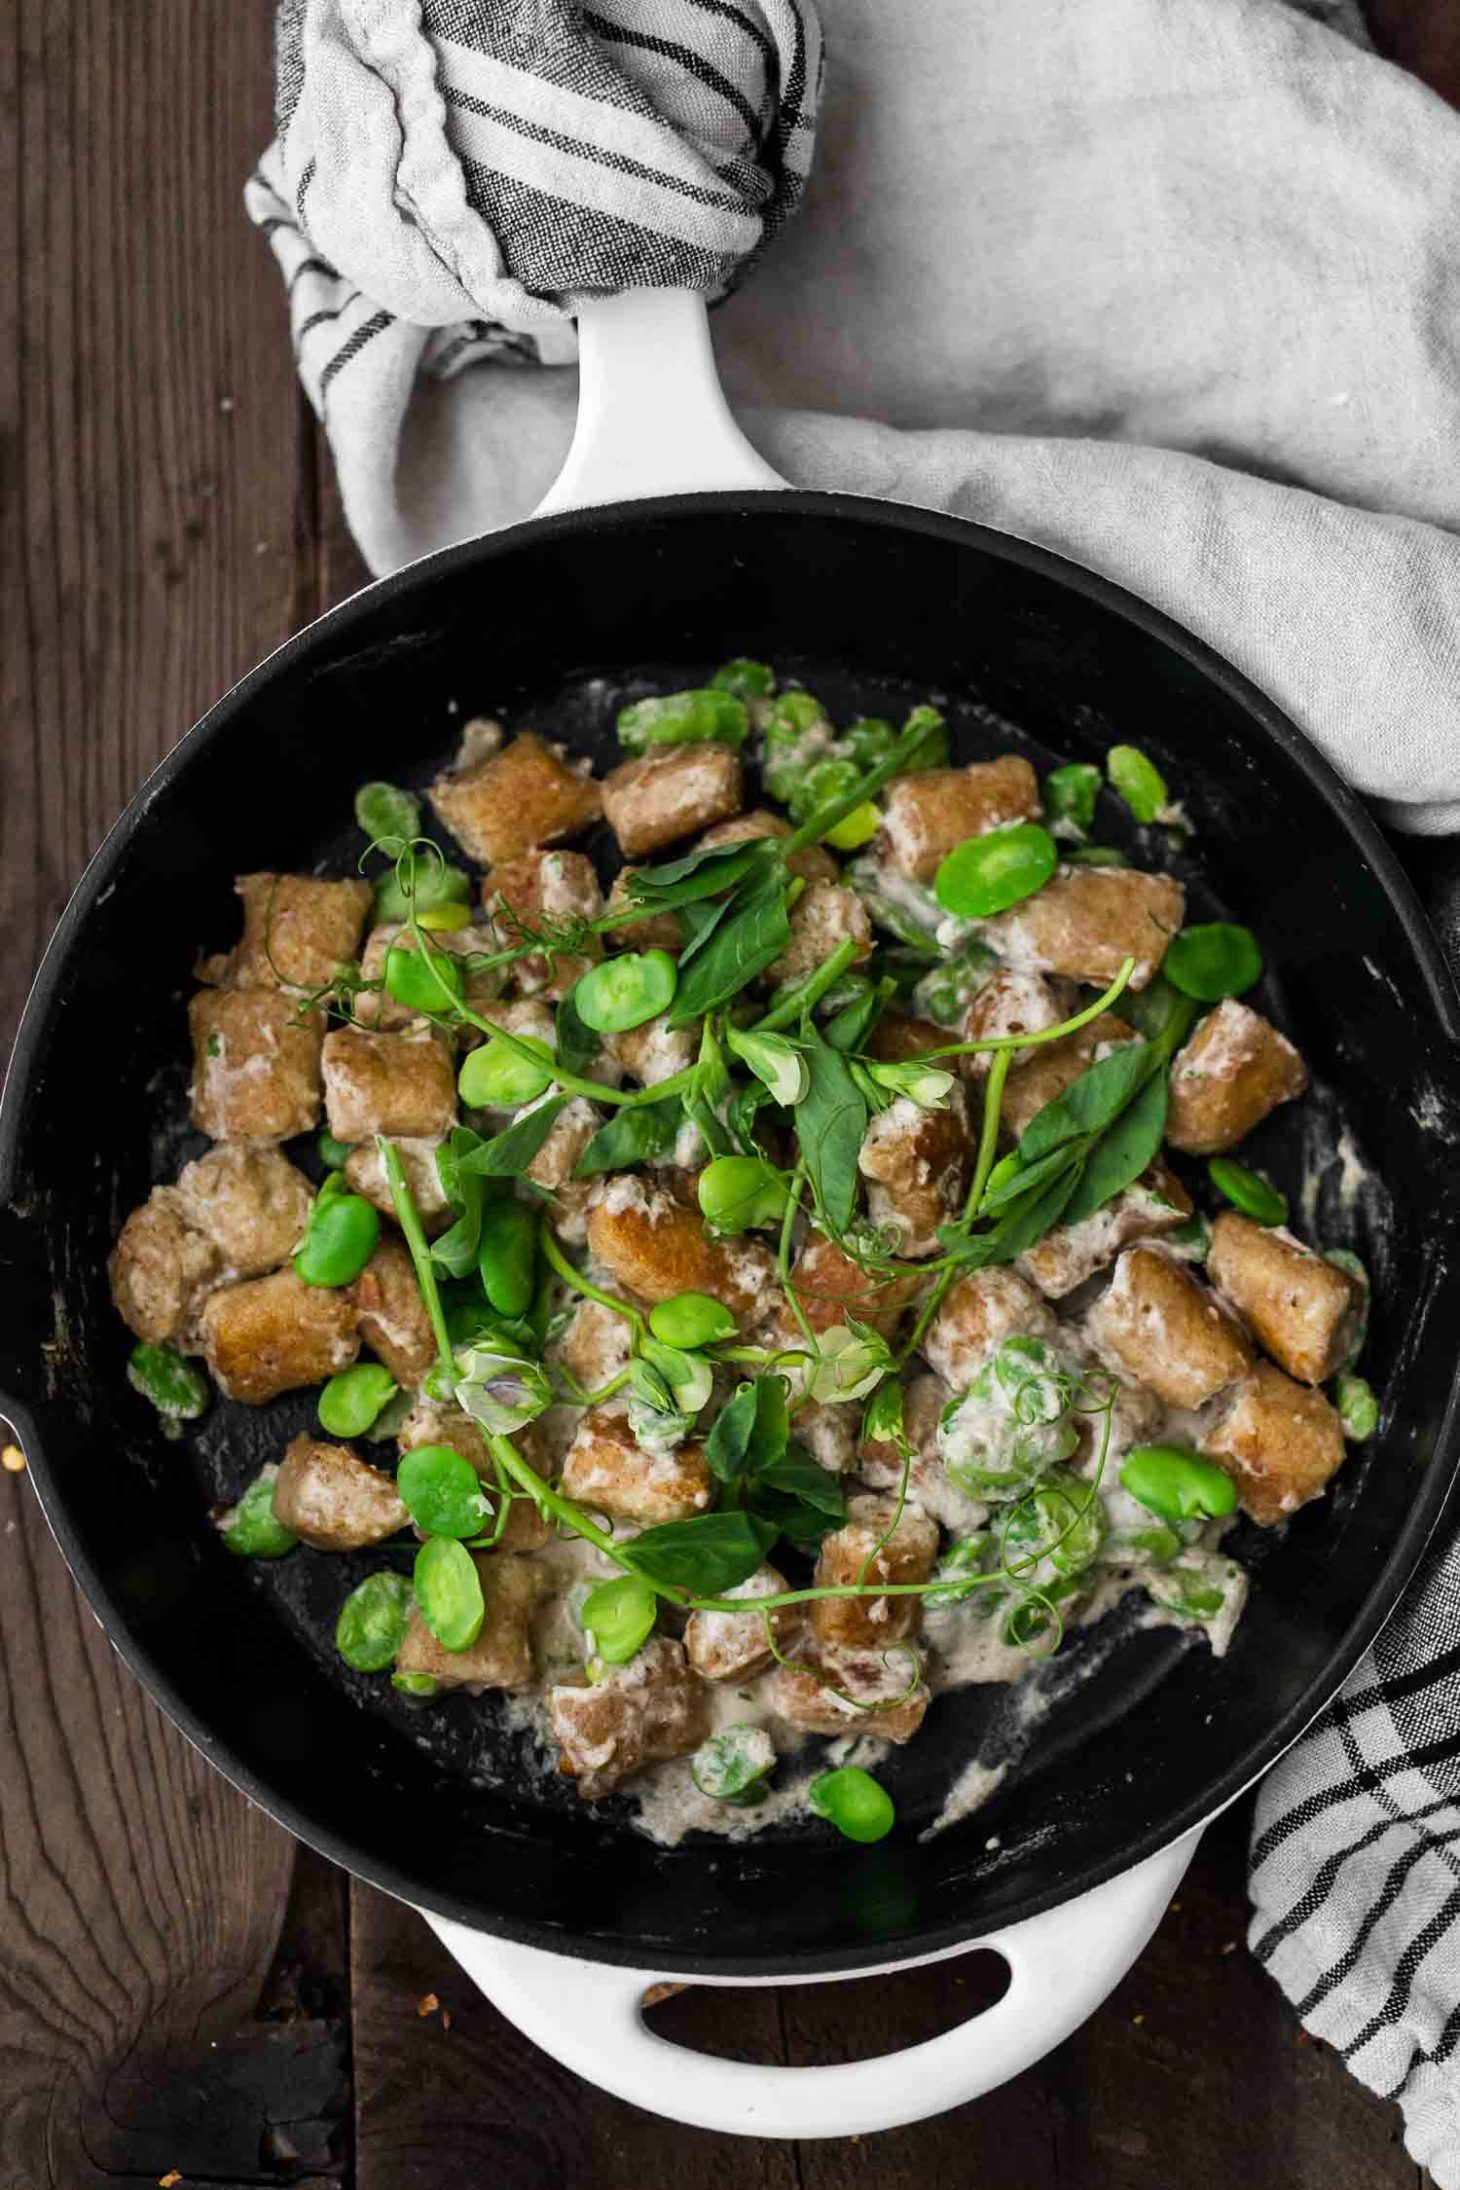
<box><xmin>1367</xmin><ymin>0</ymin><xmax>1460</xmax><ymax>107</ymax></box>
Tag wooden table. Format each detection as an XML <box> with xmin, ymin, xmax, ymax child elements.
<box><xmin>2</xmin><ymin>5</ymin><xmax>1454</xmax><ymax>2182</ymax></box>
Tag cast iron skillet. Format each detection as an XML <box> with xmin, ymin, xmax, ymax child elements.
<box><xmin>3</xmin><ymin>493</ymin><xmax>1460</xmax><ymax>1979</ymax></box>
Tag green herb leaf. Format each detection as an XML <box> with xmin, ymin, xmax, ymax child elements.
<box><xmin>798</xmin><ymin>1032</ymin><xmax>868</xmax><ymax>1235</ymax></box>
<box><xmin>574</xmin><ymin>1093</ymin><xmax>684</xmax><ymax>1177</ymax></box>
<box><xmin>1061</xmin><ymin>1070</ymin><xmax>1169</xmax><ymax>1225</ymax></box>
<box><xmin>456</xmin><ymin>1096</ymin><xmax>570</xmax><ymax>1178</ymax></box>
<box><xmin>555</xmin><ymin>986</ymin><xmax>601</xmax><ymax>1078</ymax></box>
<box><xmin>1018</xmin><ymin>1040</ymin><xmax>1154</xmax><ymax>1162</ymax></box>
<box><xmin>748</xmin><ymin>1443</ymin><xmax>846</xmax><ymax>1541</ymax></box>
<box><xmin>628</xmin><ymin>839</ymin><xmax>776</xmax><ymax>908</ymax></box>
<box><xmin>623</xmin><ymin>1510</ymin><xmax>774</xmax><ymax>1595</ymax></box>
<box><xmin>669</xmin><ymin>870</ymin><xmax>794</xmax><ymax>1024</ymax></box>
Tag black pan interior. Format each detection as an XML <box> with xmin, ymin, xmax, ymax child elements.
<box><xmin>3</xmin><ymin>494</ymin><xmax>1460</xmax><ymax>1978</ymax></box>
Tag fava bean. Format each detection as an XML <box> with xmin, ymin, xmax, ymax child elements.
<box><xmin>900</xmin><ymin>704</ymin><xmax>950</xmax><ymax>770</ymax></box>
<box><xmin>842</xmin><ymin>717</ymin><xmax>897</xmax><ymax>769</ymax></box>
<box><xmin>1043</xmin><ymin>761</ymin><xmax>1101</xmax><ymax>835</ymax></box>
<box><xmin>336</xmin><ymin>1570</ymin><xmax>413</xmax><ymax>1672</ymax></box>
<box><xmin>1107</xmin><ymin>744</ymin><xmax>1169</xmax><ymax>824</ymax></box>
<box><xmin>1163</xmin><ymin>922</ymin><xmax>1262</xmax><ymax>1002</ymax></box>
<box><xmin>580</xmin><ymin>1574</ymin><xmax>658</xmax><ymax>1665</ymax></box>
<box><xmin>712</xmin><ymin>658</ymin><xmax>776</xmax><ymax>701</ymax></box>
<box><xmin>413</xmin><ymin>1534</ymin><xmax>485</xmax><ymax>1650</ymax></box>
<box><xmin>1120</xmin><ymin>1444</ymin><xmax>1238</xmax><ymax>1522</ymax></box>
<box><xmin>127</xmin><ymin>1341</ymin><xmax>211</xmax><ymax>1422</ymax></box>
<box><xmin>392</xmin><ymin>1670</ymin><xmax>440</xmax><ymax>1698</ymax></box>
<box><xmin>648</xmin><ymin>1291</ymin><xmax>737</xmax><ymax>1350</ymax></box>
<box><xmin>1335</xmin><ymin>1372</ymin><xmax>1380</xmax><ymax>1441</ymax></box>
<box><xmin>825</xmin><ymin>801</ymin><xmax>881</xmax><ymax>851</ymax></box>
<box><xmin>934</xmin><ymin>821</ymin><xmax>1057</xmax><ymax>919</ymax></box>
<box><xmin>808</xmin><ymin>1765</ymin><xmax>895</xmax><ymax>1844</ymax></box>
<box><xmin>294</xmin><ymin>1188</ymin><xmax>380</xmax><ymax>1287</ymax></box>
<box><xmin>384</xmin><ymin>940</ymin><xmax>463</xmax><ymax>1012</ymax></box>
<box><xmin>617</xmin><ymin>688</ymin><xmax>748</xmax><ymax>753</ymax></box>
<box><xmin>691</xmin><ymin>1723</ymin><xmax>777</xmax><ymax>1804</ymax></box>
<box><xmin>790</xmin><ymin>755</ymin><xmax>861</xmax><ymax>825</ymax></box>
<box><xmin>458</xmin><ymin>1033</ymin><xmax>555</xmax><ymax>1109</ymax></box>
<box><xmin>478</xmin><ymin>1197</ymin><xmax>539</xmax><ymax>1319</ymax></box>
<box><xmin>317</xmin><ymin>1131</ymin><xmax>354</xmax><ymax>1170</ymax></box>
<box><xmin>1000</xmin><ymin>1469</ymin><xmax>1105</xmax><ymax>1587</ymax></box>
<box><xmin>220</xmin><ymin>1465</ymin><xmax>297</xmax><ymax>1559</ymax></box>
<box><xmin>373</xmin><ymin>856</ymin><xmax>470</xmax><ymax>927</ymax></box>
<box><xmin>397</xmin><ymin>1444</ymin><xmax>491</xmax><ymax>1541</ymax></box>
<box><xmin>318</xmin><ymin>1362</ymin><xmax>398</xmax><ymax>1439</ymax></box>
<box><xmin>354</xmin><ymin>780</ymin><xmax>421</xmax><ymax>850</ymax></box>
<box><xmin>697</xmin><ymin>1154</ymin><xmax>790</xmax><ymax>1234</ymax></box>
<box><xmin>574</xmin><ymin>950</ymin><xmax>678</xmax><ymax>1034</ymax></box>
<box><xmin>1207</xmin><ymin>1156</ymin><xmax>1287</xmax><ymax>1226</ymax></box>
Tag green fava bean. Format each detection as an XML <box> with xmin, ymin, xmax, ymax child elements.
<box><xmin>617</xmin><ymin>688</ymin><xmax>748</xmax><ymax>753</ymax></box>
<box><xmin>691</xmin><ymin>1724</ymin><xmax>777</xmax><ymax>1805</ymax></box>
<box><xmin>574</xmin><ymin>950</ymin><xmax>678</xmax><ymax>1034</ymax></box>
<box><xmin>220</xmin><ymin>1465</ymin><xmax>297</xmax><ymax>1559</ymax></box>
<box><xmin>317</xmin><ymin>1131</ymin><xmax>354</xmax><ymax>1170</ymax></box>
<box><xmin>127</xmin><ymin>1341</ymin><xmax>210</xmax><ymax>1422</ymax></box>
<box><xmin>1106</xmin><ymin>744</ymin><xmax>1169</xmax><ymax>825</ymax></box>
<box><xmin>581</xmin><ymin>1574</ymin><xmax>658</xmax><ymax>1665</ymax></box>
<box><xmin>842</xmin><ymin>717</ymin><xmax>897</xmax><ymax>769</ymax></box>
<box><xmin>384</xmin><ymin>940</ymin><xmax>463</xmax><ymax>1013</ymax></box>
<box><xmin>934</xmin><ymin>822</ymin><xmax>1057</xmax><ymax>920</ymax></box>
<box><xmin>478</xmin><ymin>1197</ymin><xmax>539</xmax><ymax>1318</ymax></box>
<box><xmin>809</xmin><ymin>1765</ymin><xmax>895</xmax><ymax>1844</ymax></box>
<box><xmin>354</xmin><ymin>780</ymin><xmax>421</xmax><ymax>851</ymax></box>
<box><xmin>1207</xmin><ymin>1156</ymin><xmax>1287</xmax><ymax>1226</ymax></box>
<box><xmin>319</xmin><ymin>1362</ymin><xmax>398</xmax><ymax>1439</ymax></box>
<box><xmin>698</xmin><ymin>1154</ymin><xmax>790</xmax><ymax>1234</ymax></box>
<box><xmin>1120</xmin><ymin>1445</ymin><xmax>1238</xmax><ymax>1522</ymax></box>
<box><xmin>392</xmin><ymin>1671</ymin><xmax>440</xmax><ymax>1699</ymax></box>
<box><xmin>1000</xmin><ymin>1470</ymin><xmax>1105</xmax><ymax>1587</ymax></box>
<box><xmin>790</xmin><ymin>755</ymin><xmax>862</xmax><ymax>824</ymax></box>
<box><xmin>648</xmin><ymin>1291</ymin><xmax>737</xmax><ymax>1350</ymax></box>
<box><xmin>294</xmin><ymin>1188</ymin><xmax>380</xmax><ymax>1287</ymax></box>
<box><xmin>1163</xmin><ymin>922</ymin><xmax>1263</xmax><ymax>1002</ymax></box>
<box><xmin>336</xmin><ymin>1571</ymin><xmax>414</xmax><ymax>1672</ymax></box>
<box><xmin>413</xmin><ymin>1535</ymin><xmax>485</xmax><ymax>1651</ymax></box>
<box><xmin>1335</xmin><ymin>1372</ymin><xmax>1380</xmax><ymax>1441</ymax></box>
<box><xmin>825</xmin><ymin>801</ymin><xmax>880</xmax><ymax>852</ymax></box>
<box><xmin>711</xmin><ymin>658</ymin><xmax>776</xmax><ymax>701</ymax></box>
<box><xmin>397</xmin><ymin>1444</ymin><xmax>492</xmax><ymax>1540</ymax></box>
<box><xmin>373</xmin><ymin>856</ymin><xmax>470</xmax><ymax>927</ymax></box>
<box><xmin>458</xmin><ymin>1033</ymin><xmax>556</xmax><ymax>1109</ymax></box>
<box><xmin>1043</xmin><ymin>761</ymin><xmax>1102</xmax><ymax>835</ymax></box>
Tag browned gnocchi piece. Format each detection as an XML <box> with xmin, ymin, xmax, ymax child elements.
<box><xmin>959</xmin><ymin>971</ymin><xmax>1073</xmax><ymax>1079</ymax></box>
<box><xmin>560</xmin><ymin>1406</ymin><xmax>713</xmax><ymax>1525</ymax></box>
<box><xmin>810</xmin><ymin>1494</ymin><xmax>940</xmax><ymax>1653</ymax></box>
<box><xmin>355</xmin><ymin>921</ymin><xmax>503</xmax><ymax>1029</ymax></box>
<box><xmin>344</xmin><ymin>1136</ymin><xmax>452</xmax><ymax>1234</ymax></box>
<box><xmin>199</xmin><ymin>1270</ymin><xmax>359</xmax><ymax>1403</ymax></box>
<box><xmin>353</xmin><ymin>1238</ymin><xmax>438</xmax><ymax>1388</ymax></box>
<box><xmin>1016</xmin><ymin>1164</ymin><xmax>1193</xmax><ymax>1299</ymax></box>
<box><xmin>879</xmin><ymin>755</ymin><xmax>1042</xmax><ymax>884</ymax></box>
<box><xmin>586</xmin><ymin>1178</ymin><xmax>777</xmax><ymax>1323</ymax></box>
<box><xmin>1085</xmin><ymin>1246</ymin><xmax>1253</xmax><ymax>1409</ymax></box>
<box><xmin>321</xmin><ymin>1023</ymin><xmax>457</xmax><ymax>1142</ymax></box>
<box><xmin>556</xmin><ymin>1297</ymin><xmax>634</xmax><ymax>1394</ymax></box>
<box><xmin>765</xmin><ymin>880</ymin><xmax>873</xmax><ymax>988</ymax></box>
<box><xmin>1201</xmin><ymin>1361</ymin><xmax>1347</xmax><ymax>1525</ymax></box>
<box><xmin>864</xmin><ymin>1012</ymin><xmax>948</xmax><ymax>1064</ymax></box>
<box><xmin>189</xmin><ymin>989</ymin><xmax>324</xmax><ymax>1142</ymax></box>
<box><xmin>271</xmin><ymin>1434</ymin><xmax>408</xmax><ymax>1549</ymax></box>
<box><xmin>998</xmin><ymin>1011</ymin><xmax>1139</xmax><ymax>1139</ymax></box>
<box><xmin>605</xmin><ymin>1014</ymin><xmax>700</xmax><ymax>1087</ymax></box>
<box><xmin>173</xmin><ymin>1143</ymin><xmax>313</xmax><ymax>1279</ymax></box>
<box><xmin>697</xmin><ymin>809</ymin><xmax>839</xmax><ymax>884</ymax></box>
<box><xmin>1207</xmin><ymin>1213</ymin><xmax>1361</xmax><ymax>1386</ymax></box>
<box><xmin>683</xmin><ymin>1566</ymin><xmax>794</xmax><ymax>1682</ymax></box>
<box><xmin>601</xmin><ymin>743</ymin><xmax>742</xmax><ymax>857</ymax></box>
<box><xmin>769</xmin><ymin>1647</ymin><xmax>930</xmax><ymax>1745</ymax></box>
<box><xmin>429</xmin><ymin>731</ymin><xmax>602</xmax><ymax>867</ymax></box>
<box><xmin>395</xmin><ymin>1555</ymin><xmax>546</xmax><ymax>1691</ymax></box>
<box><xmin>485</xmin><ymin>848</ymin><xmax>604</xmax><ymax>999</ymax></box>
<box><xmin>788</xmin><ymin>1230</ymin><xmax>923</xmax><ymax>1337</ymax></box>
<box><xmin>397</xmin><ymin>1402</ymin><xmax>551</xmax><ymax>1552</ymax></box>
<box><xmin>1165</xmin><ymin>1000</ymin><xmax>1308</xmax><ymax>1156</ymax></box>
<box><xmin>981</xmin><ymin>866</ymin><xmax>1185</xmax><ymax>991</ymax></box>
<box><xmin>857</xmin><ymin>1086</ymin><xmax>973</xmax><ymax>1259</ymax></box>
<box><xmin>199</xmin><ymin>872</ymin><xmax>372</xmax><ymax>992</ymax></box>
<box><xmin>922</xmin><ymin>1267</ymin><xmax>1056</xmax><ymax>1390</ymax></box>
<box><xmin>109</xmin><ymin>1189</ymin><xmax>222</xmax><ymax>1348</ymax></box>
<box><xmin>549</xmin><ymin>1636</ymin><xmax>710</xmax><ymax>1797</ymax></box>
<box><xmin>524</xmin><ymin>1095</ymin><xmax>603</xmax><ymax>1243</ymax></box>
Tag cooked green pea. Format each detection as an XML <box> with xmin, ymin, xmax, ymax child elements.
<box><xmin>1043</xmin><ymin>761</ymin><xmax>1101</xmax><ymax>835</ymax></box>
<box><xmin>220</xmin><ymin>1465</ymin><xmax>297</xmax><ymax>1559</ymax></box>
<box><xmin>574</xmin><ymin>950</ymin><xmax>678</xmax><ymax>1034</ymax></box>
<box><xmin>458</xmin><ymin>1033</ymin><xmax>555</xmax><ymax>1109</ymax></box>
<box><xmin>580</xmin><ymin>1574</ymin><xmax>658</xmax><ymax>1665</ymax></box>
<box><xmin>373</xmin><ymin>856</ymin><xmax>470</xmax><ymax>927</ymax></box>
<box><xmin>1207</xmin><ymin>1157</ymin><xmax>1287</xmax><ymax>1226</ymax></box>
<box><xmin>413</xmin><ymin>1535</ymin><xmax>485</xmax><ymax>1651</ymax></box>
<box><xmin>478</xmin><ymin>1197</ymin><xmax>538</xmax><ymax>1318</ymax></box>
<box><xmin>808</xmin><ymin>1766</ymin><xmax>895</xmax><ymax>1844</ymax></box>
<box><xmin>1335</xmin><ymin>1372</ymin><xmax>1380</xmax><ymax>1441</ymax></box>
<box><xmin>354</xmin><ymin>780</ymin><xmax>421</xmax><ymax>851</ymax></box>
<box><xmin>712</xmin><ymin>658</ymin><xmax>776</xmax><ymax>701</ymax></box>
<box><xmin>697</xmin><ymin>1154</ymin><xmax>790</xmax><ymax>1234</ymax></box>
<box><xmin>617</xmin><ymin>688</ymin><xmax>748</xmax><ymax>753</ymax></box>
<box><xmin>384</xmin><ymin>939</ymin><xmax>463</xmax><ymax>1013</ymax></box>
<box><xmin>336</xmin><ymin>1571</ymin><xmax>414</xmax><ymax>1672</ymax></box>
<box><xmin>294</xmin><ymin>1189</ymin><xmax>380</xmax><ymax>1287</ymax></box>
<box><xmin>1120</xmin><ymin>1445</ymin><xmax>1238</xmax><ymax>1522</ymax></box>
<box><xmin>1106</xmin><ymin>745</ymin><xmax>1170</xmax><ymax>824</ymax></box>
<box><xmin>317</xmin><ymin>1131</ymin><xmax>354</xmax><ymax>1170</ymax></box>
<box><xmin>934</xmin><ymin>822</ymin><xmax>1057</xmax><ymax>920</ymax></box>
<box><xmin>319</xmin><ymin>1362</ymin><xmax>398</xmax><ymax>1439</ymax></box>
<box><xmin>691</xmin><ymin>1724</ymin><xmax>777</xmax><ymax>1805</ymax></box>
<box><xmin>127</xmin><ymin>1341</ymin><xmax>211</xmax><ymax>1422</ymax></box>
<box><xmin>391</xmin><ymin>1670</ymin><xmax>440</xmax><ymax>1699</ymax></box>
<box><xmin>397</xmin><ymin>1444</ymin><xmax>491</xmax><ymax>1541</ymax></box>
<box><xmin>1163</xmin><ymin>922</ymin><xmax>1263</xmax><ymax>1002</ymax></box>
<box><xmin>842</xmin><ymin>717</ymin><xmax>897</xmax><ymax>769</ymax></box>
<box><xmin>648</xmin><ymin>1291</ymin><xmax>737</xmax><ymax>1350</ymax></box>
<box><xmin>789</xmin><ymin>755</ymin><xmax>862</xmax><ymax>824</ymax></box>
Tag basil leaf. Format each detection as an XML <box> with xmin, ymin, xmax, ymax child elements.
<box><xmin>1018</xmin><ymin>1040</ymin><xmax>1154</xmax><ymax>1162</ymax></box>
<box><xmin>1062</xmin><ymin>1070</ymin><xmax>1170</xmax><ymax>1225</ymax></box>
<box><xmin>457</xmin><ymin>1096</ymin><xmax>570</xmax><ymax>1178</ymax></box>
<box><xmin>623</xmin><ymin>1510</ymin><xmax>774</xmax><ymax>1594</ymax></box>
<box><xmin>555</xmin><ymin>987</ymin><xmax>601</xmax><ymax>1079</ymax></box>
<box><xmin>628</xmin><ymin>839</ymin><xmax>776</xmax><ymax>907</ymax></box>
<box><xmin>799</xmin><ymin>1031</ymin><xmax>868</xmax><ymax>1236</ymax></box>
<box><xmin>574</xmin><ymin>1093</ymin><xmax>684</xmax><ymax>1176</ymax></box>
<box><xmin>669</xmin><ymin>871</ymin><xmax>794</xmax><ymax>1024</ymax></box>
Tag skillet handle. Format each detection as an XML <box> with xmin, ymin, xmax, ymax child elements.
<box><xmin>533</xmin><ymin>289</ymin><xmax>784</xmax><ymax>517</ymax></box>
<box><xmin>425</xmin><ymin>1829</ymin><xmax>1198</xmax><ymax>2138</ymax></box>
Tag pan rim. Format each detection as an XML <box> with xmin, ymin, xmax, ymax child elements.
<box><xmin>4</xmin><ymin>487</ymin><xmax>1460</xmax><ymax>1978</ymax></box>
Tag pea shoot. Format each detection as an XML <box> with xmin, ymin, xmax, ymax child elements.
<box><xmin>808</xmin><ymin>1766</ymin><xmax>896</xmax><ymax>1844</ymax></box>
<box><xmin>1208</xmin><ymin>1156</ymin><xmax>1287</xmax><ymax>1227</ymax></box>
<box><xmin>478</xmin><ymin>1197</ymin><xmax>539</xmax><ymax>1318</ymax></box>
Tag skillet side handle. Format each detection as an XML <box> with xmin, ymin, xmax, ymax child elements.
<box><xmin>426</xmin><ymin>1830</ymin><xmax>1199</xmax><ymax>2139</ymax></box>
<box><xmin>533</xmin><ymin>289</ymin><xmax>784</xmax><ymax>517</ymax></box>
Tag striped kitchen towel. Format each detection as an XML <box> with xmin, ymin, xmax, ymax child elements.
<box><xmin>1249</xmin><ymin>1524</ymin><xmax>1460</xmax><ymax>2186</ymax></box>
